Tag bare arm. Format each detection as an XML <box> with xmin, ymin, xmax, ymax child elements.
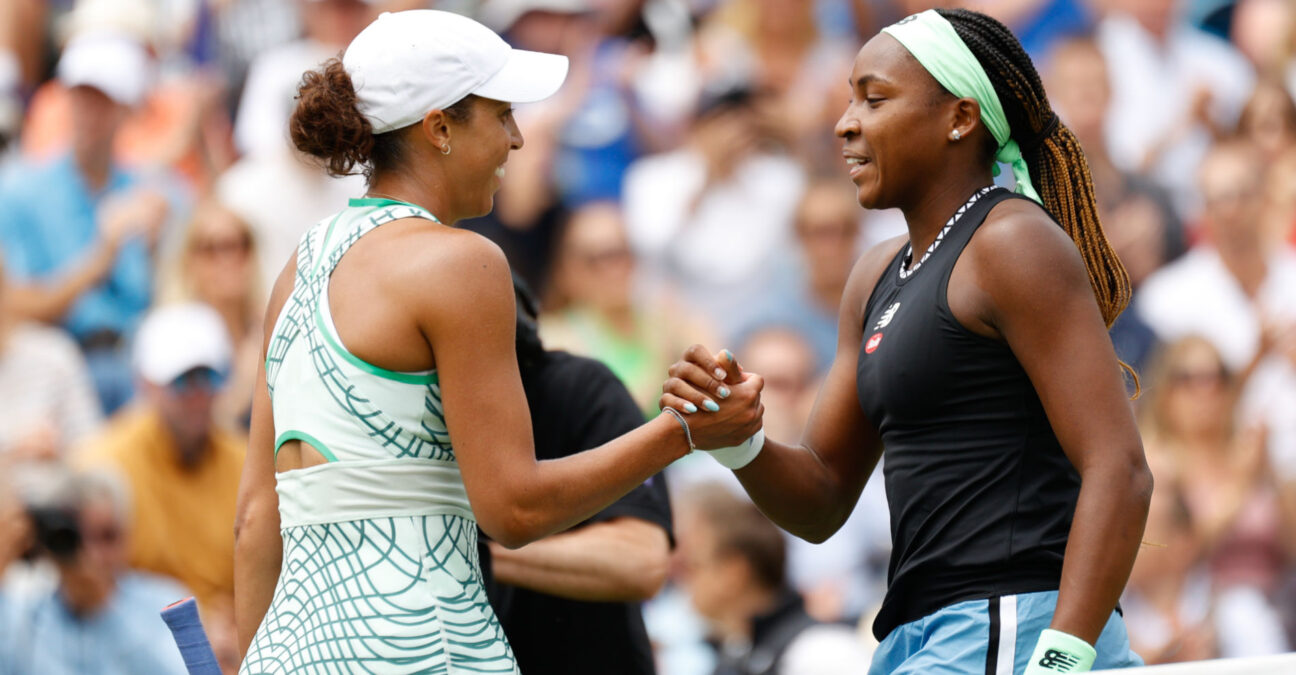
<box><xmin>661</xmin><ymin>238</ymin><xmax>905</xmax><ymax>543</ymax></box>
<box><xmin>422</xmin><ymin>234</ymin><xmax>761</xmax><ymax>549</ymax></box>
<box><xmin>967</xmin><ymin>207</ymin><xmax>1153</xmax><ymax>645</ymax></box>
<box><xmin>486</xmin><ymin>517</ymin><xmax>670</xmax><ymax>602</ymax></box>
<box><xmin>232</xmin><ymin>258</ymin><xmax>294</xmax><ymax>658</ymax></box>
<box><xmin>7</xmin><ymin>243</ymin><xmax>119</xmax><ymax>323</ymax></box>
<box><xmin>9</xmin><ymin>190</ymin><xmax>167</xmax><ymax>324</ymax></box>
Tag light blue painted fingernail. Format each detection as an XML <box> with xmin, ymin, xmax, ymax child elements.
<box><xmin>723</xmin><ymin>349</ymin><xmax>734</xmax><ymax>362</ymax></box>
<box><xmin>683</xmin><ymin>402</ymin><xmax>698</xmax><ymax>413</ymax></box>
<box><xmin>703</xmin><ymin>399</ymin><xmax>719</xmax><ymax>412</ymax></box>
<box><xmin>718</xmin><ymin>386</ymin><xmax>731</xmax><ymax>399</ymax></box>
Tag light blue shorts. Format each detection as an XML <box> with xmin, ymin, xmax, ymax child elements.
<box><xmin>868</xmin><ymin>591</ymin><xmax>1144</xmax><ymax>674</ymax></box>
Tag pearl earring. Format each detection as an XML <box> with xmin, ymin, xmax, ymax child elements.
<box><xmin>950</xmin><ymin>129</ymin><xmax>961</xmax><ymax>141</ymax></box>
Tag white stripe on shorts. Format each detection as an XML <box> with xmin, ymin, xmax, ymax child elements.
<box><xmin>997</xmin><ymin>594</ymin><xmax>1018</xmax><ymax>675</ymax></box>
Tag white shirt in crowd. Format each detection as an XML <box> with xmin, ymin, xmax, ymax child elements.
<box><xmin>1097</xmin><ymin>13</ymin><xmax>1255</xmax><ymax>217</ymax></box>
<box><xmin>234</xmin><ymin>40</ymin><xmax>336</xmax><ymax>158</ymax></box>
<box><xmin>622</xmin><ymin>149</ymin><xmax>805</xmax><ymax>337</ymax></box>
<box><xmin>0</xmin><ymin>323</ymin><xmax>102</xmax><ymax>456</ymax></box>
<box><xmin>1137</xmin><ymin>246</ymin><xmax>1296</xmax><ymax>479</ymax></box>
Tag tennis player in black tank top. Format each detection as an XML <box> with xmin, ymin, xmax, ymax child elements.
<box><xmin>659</xmin><ymin>9</ymin><xmax>1153</xmax><ymax>675</ymax></box>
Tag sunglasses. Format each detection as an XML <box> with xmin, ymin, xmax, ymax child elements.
<box><xmin>1168</xmin><ymin>369</ymin><xmax>1226</xmax><ymax>388</ymax></box>
<box><xmin>168</xmin><ymin>367</ymin><xmax>227</xmax><ymax>394</ymax></box>
<box><xmin>192</xmin><ymin>235</ymin><xmax>251</xmax><ymax>258</ymax></box>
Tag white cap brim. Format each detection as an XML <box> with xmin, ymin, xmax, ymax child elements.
<box><xmin>472</xmin><ymin>48</ymin><xmax>569</xmax><ymax>104</ymax></box>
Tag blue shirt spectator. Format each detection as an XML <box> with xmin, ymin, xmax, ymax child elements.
<box><xmin>0</xmin><ymin>155</ymin><xmax>153</xmax><ymax>342</ymax></box>
<box><xmin>1</xmin><ymin>572</ymin><xmax>190</xmax><ymax>675</ymax></box>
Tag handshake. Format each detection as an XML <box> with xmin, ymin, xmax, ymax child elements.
<box><xmin>657</xmin><ymin>345</ymin><xmax>768</xmax><ymax>469</ymax></box>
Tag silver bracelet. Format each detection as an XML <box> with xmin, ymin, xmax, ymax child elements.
<box><xmin>661</xmin><ymin>406</ymin><xmax>695</xmax><ymax>451</ymax></box>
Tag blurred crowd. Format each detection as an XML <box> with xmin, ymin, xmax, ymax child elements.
<box><xmin>0</xmin><ymin>0</ymin><xmax>1293</xmax><ymax>673</ymax></box>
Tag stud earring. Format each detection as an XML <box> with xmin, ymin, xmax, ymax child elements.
<box><xmin>950</xmin><ymin>129</ymin><xmax>961</xmax><ymax>141</ymax></box>
<box><xmin>441</xmin><ymin>144</ymin><xmax>452</xmax><ymax>155</ymax></box>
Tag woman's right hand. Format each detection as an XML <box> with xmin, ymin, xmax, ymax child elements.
<box><xmin>659</xmin><ymin>345</ymin><xmax>764</xmax><ymax>450</ymax></box>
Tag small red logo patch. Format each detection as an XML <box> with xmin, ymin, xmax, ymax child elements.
<box><xmin>865</xmin><ymin>332</ymin><xmax>884</xmax><ymax>354</ymax></box>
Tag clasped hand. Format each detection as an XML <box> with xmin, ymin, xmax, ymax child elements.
<box><xmin>659</xmin><ymin>345</ymin><xmax>764</xmax><ymax>450</ymax></box>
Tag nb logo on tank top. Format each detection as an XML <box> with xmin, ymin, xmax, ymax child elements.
<box><xmin>875</xmin><ymin>302</ymin><xmax>901</xmax><ymax>329</ymax></box>
<box><xmin>1037</xmin><ymin>649</ymin><xmax>1081</xmax><ymax>671</ymax></box>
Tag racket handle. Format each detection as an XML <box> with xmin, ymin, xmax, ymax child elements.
<box><xmin>160</xmin><ymin>597</ymin><xmax>223</xmax><ymax>675</ymax></box>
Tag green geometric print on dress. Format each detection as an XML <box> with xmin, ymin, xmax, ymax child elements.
<box><xmin>239</xmin><ymin>515</ymin><xmax>518</xmax><ymax>674</ymax></box>
<box><xmin>265</xmin><ymin>202</ymin><xmax>453</xmax><ymax>462</ymax></box>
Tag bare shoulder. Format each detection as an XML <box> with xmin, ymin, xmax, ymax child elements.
<box><xmin>963</xmin><ymin>198</ymin><xmax>1095</xmax><ymax>327</ymax></box>
<box><xmin>966</xmin><ymin>198</ymin><xmax>1090</xmax><ymax>290</ymax></box>
<box><xmin>381</xmin><ymin>222</ymin><xmax>514</xmax><ymax>321</ymax></box>
<box><xmin>377</xmin><ymin>220</ymin><xmax>510</xmax><ymax>285</ymax></box>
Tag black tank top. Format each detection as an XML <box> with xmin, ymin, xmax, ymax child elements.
<box><xmin>857</xmin><ymin>187</ymin><xmax>1080</xmax><ymax>640</ymax></box>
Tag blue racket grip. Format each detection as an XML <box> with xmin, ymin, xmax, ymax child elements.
<box><xmin>160</xmin><ymin>597</ymin><xmax>223</xmax><ymax>675</ymax></box>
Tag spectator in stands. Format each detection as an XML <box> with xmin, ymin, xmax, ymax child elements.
<box><xmin>541</xmin><ymin>201</ymin><xmax>711</xmax><ymax>415</ymax></box>
<box><xmin>1264</xmin><ymin>148</ymin><xmax>1296</xmax><ymax>251</ymax></box>
<box><xmin>234</xmin><ymin>0</ymin><xmax>377</xmax><ymax>157</ymax></box>
<box><xmin>20</xmin><ymin>0</ymin><xmax>239</xmax><ymax>193</ymax></box>
<box><xmin>622</xmin><ymin>83</ymin><xmax>805</xmax><ymax>337</ymax></box>
<box><xmin>694</xmin><ymin>0</ymin><xmax>854</xmax><ymax>167</ymax></box>
<box><xmin>483</xmin><ymin>278</ymin><xmax>672</xmax><ymax>675</ymax></box>
<box><xmin>0</xmin><ymin>258</ymin><xmax>103</xmax><ymax>462</ymax></box>
<box><xmin>1122</xmin><ymin>474</ymin><xmax>1218</xmax><ymax>665</ymax></box>
<box><xmin>734</xmin><ymin>327</ymin><xmax>817</xmax><ymax>445</ymax></box>
<box><xmin>1095</xmin><ymin>0</ymin><xmax>1255</xmax><ymax>214</ymax></box>
<box><xmin>467</xmin><ymin>0</ymin><xmax>635</xmax><ymax>291</ymax></box>
<box><xmin>677</xmin><ymin>484</ymin><xmax>870</xmax><ymax>675</ymax></box>
<box><xmin>159</xmin><ymin>200</ymin><xmax>264</xmax><ymax>431</ymax></box>
<box><xmin>219</xmin><ymin>0</ymin><xmax>374</xmax><ymax>286</ymax></box>
<box><xmin>1140</xmin><ymin>336</ymin><xmax>1292</xmax><ymax>657</ymax></box>
<box><xmin>1045</xmin><ymin>33</ymin><xmax>1181</xmax><ymax>372</ymax></box>
<box><xmin>0</xmin><ymin>467</ymin><xmax>188</xmax><ymax>674</ymax></box>
<box><xmin>739</xmin><ymin>177</ymin><xmax>864</xmax><ymax>370</ymax></box>
<box><xmin>1230</xmin><ymin>0</ymin><xmax>1296</xmax><ymax>75</ymax></box>
<box><xmin>1137</xmin><ymin>140</ymin><xmax>1296</xmax><ymax>480</ymax></box>
<box><xmin>0</xmin><ymin>33</ymin><xmax>167</xmax><ymax>413</ymax></box>
<box><xmin>734</xmin><ymin>325</ymin><xmax>891</xmax><ymax>627</ymax></box>
<box><xmin>73</xmin><ymin>303</ymin><xmax>244</xmax><ymax>669</ymax></box>
<box><xmin>1236</xmin><ymin>78</ymin><xmax>1296</xmax><ymax>166</ymax></box>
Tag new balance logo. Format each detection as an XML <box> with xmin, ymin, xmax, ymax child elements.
<box><xmin>1037</xmin><ymin>649</ymin><xmax>1081</xmax><ymax>671</ymax></box>
<box><xmin>875</xmin><ymin>302</ymin><xmax>901</xmax><ymax>329</ymax></box>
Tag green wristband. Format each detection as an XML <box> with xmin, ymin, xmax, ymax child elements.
<box><xmin>1024</xmin><ymin>629</ymin><xmax>1096</xmax><ymax>674</ymax></box>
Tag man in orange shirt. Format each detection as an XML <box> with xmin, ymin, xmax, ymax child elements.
<box><xmin>75</xmin><ymin>302</ymin><xmax>245</xmax><ymax>670</ymax></box>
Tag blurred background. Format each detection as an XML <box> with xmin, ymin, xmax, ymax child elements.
<box><xmin>0</xmin><ymin>0</ymin><xmax>1293</xmax><ymax>673</ymax></box>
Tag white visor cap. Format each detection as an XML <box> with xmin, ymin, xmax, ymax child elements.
<box><xmin>343</xmin><ymin>10</ymin><xmax>569</xmax><ymax>134</ymax></box>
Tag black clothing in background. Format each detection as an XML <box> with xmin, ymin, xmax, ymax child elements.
<box><xmin>482</xmin><ymin>350</ymin><xmax>672</xmax><ymax>675</ymax></box>
<box><xmin>711</xmin><ymin>590</ymin><xmax>818</xmax><ymax>675</ymax></box>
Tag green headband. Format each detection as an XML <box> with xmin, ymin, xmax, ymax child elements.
<box><xmin>881</xmin><ymin>10</ymin><xmax>1042</xmax><ymax>204</ymax></box>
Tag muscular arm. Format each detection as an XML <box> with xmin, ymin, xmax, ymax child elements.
<box><xmin>420</xmin><ymin>233</ymin><xmax>760</xmax><ymax>549</ymax></box>
<box><xmin>487</xmin><ymin>517</ymin><xmax>670</xmax><ymax>602</ymax></box>
<box><xmin>966</xmin><ymin>206</ymin><xmax>1153</xmax><ymax>645</ymax></box>
<box><xmin>232</xmin><ymin>258</ymin><xmax>294</xmax><ymax>657</ymax></box>
<box><xmin>680</xmin><ymin>238</ymin><xmax>903</xmax><ymax>543</ymax></box>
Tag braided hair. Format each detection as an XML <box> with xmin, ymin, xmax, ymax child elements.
<box><xmin>936</xmin><ymin>8</ymin><xmax>1137</xmax><ymax>390</ymax></box>
<box><xmin>935</xmin><ymin>10</ymin><xmax>1131</xmax><ymax>328</ymax></box>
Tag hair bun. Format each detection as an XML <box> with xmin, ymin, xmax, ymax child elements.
<box><xmin>289</xmin><ymin>59</ymin><xmax>375</xmax><ymax>177</ymax></box>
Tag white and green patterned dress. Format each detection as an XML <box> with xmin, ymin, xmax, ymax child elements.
<box><xmin>240</xmin><ymin>198</ymin><xmax>518</xmax><ymax>675</ymax></box>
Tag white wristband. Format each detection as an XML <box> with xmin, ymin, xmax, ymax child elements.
<box><xmin>704</xmin><ymin>429</ymin><xmax>765</xmax><ymax>470</ymax></box>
